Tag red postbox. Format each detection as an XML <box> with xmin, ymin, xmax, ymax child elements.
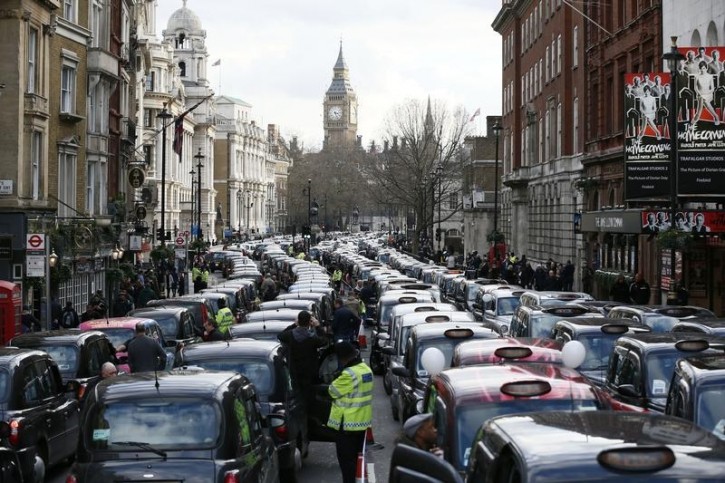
<box><xmin>0</xmin><ymin>281</ymin><xmax>21</xmax><ymax>344</ymax></box>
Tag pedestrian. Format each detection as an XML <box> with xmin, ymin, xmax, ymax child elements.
<box><xmin>561</xmin><ymin>260</ymin><xmax>575</xmax><ymax>291</ymax></box>
<box><xmin>582</xmin><ymin>261</ymin><xmax>594</xmax><ymax>295</ymax></box>
<box><xmin>51</xmin><ymin>296</ymin><xmax>62</xmax><ymax>330</ymax></box>
<box><xmin>543</xmin><ymin>270</ymin><xmax>562</xmax><ymax>291</ymax></box>
<box><xmin>112</xmin><ymin>291</ymin><xmax>133</xmax><ymax>317</ymax></box>
<box><xmin>21</xmin><ymin>306</ymin><xmax>41</xmax><ymax>333</ymax></box>
<box><xmin>215</xmin><ymin>298</ymin><xmax>235</xmax><ymax>335</ymax></box>
<box><xmin>327</xmin><ymin>341</ymin><xmax>373</xmax><ymax>483</ymax></box>
<box><xmin>168</xmin><ymin>267</ymin><xmax>179</xmax><ymax>298</ymax></box>
<box><xmin>397</xmin><ymin>413</ymin><xmax>444</xmax><ymax>458</ymax></box>
<box><xmin>202</xmin><ymin>317</ymin><xmax>225</xmax><ymax>341</ymax></box>
<box><xmin>193</xmin><ymin>275</ymin><xmax>204</xmax><ymax>294</ymax></box>
<box><xmin>261</xmin><ymin>273</ymin><xmax>277</xmax><ymax>301</ymax></box>
<box><xmin>60</xmin><ymin>301</ymin><xmax>80</xmax><ymax>329</ymax></box>
<box><xmin>177</xmin><ymin>272</ymin><xmax>186</xmax><ymax>296</ymax></box>
<box><xmin>84</xmin><ymin>361</ymin><xmax>119</xmax><ymax>398</ymax></box>
<box><xmin>609</xmin><ymin>274</ymin><xmax>630</xmax><ymax>303</ymax></box>
<box><xmin>80</xmin><ymin>303</ymin><xmax>101</xmax><ymax>322</ymax></box>
<box><xmin>127</xmin><ymin>322</ymin><xmax>167</xmax><ymax>373</ymax></box>
<box><xmin>520</xmin><ymin>262</ymin><xmax>534</xmax><ymax>289</ymax></box>
<box><xmin>136</xmin><ymin>283</ymin><xmax>157</xmax><ymax>308</ymax></box>
<box><xmin>278</xmin><ymin>310</ymin><xmax>328</xmax><ymax>458</ymax></box>
<box><xmin>534</xmin><ymin>265</ymin><xmax>547</xmax><ymax>290</ymax></box>
<box><xmin>331</xmin><ymin>299</ymin><xmax>361</xmax><ymax>343</ymax></box>
<box><xmin>332</xmin><ymin>267</ymin><xmax>343</xmax><ymax>293</ymax></box>
<box><xmin>629</xmin><ymin>272</ymin><xmax>651</xmax><ymax>305</ymax></box>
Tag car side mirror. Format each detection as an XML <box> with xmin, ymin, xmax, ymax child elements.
<box><xmin>381</xmin><ymin>346</ymin><xmax>396</xmax><ymax>356</ymax></box>
<box><xmin>392</xmin><ymin>366</ymin><xmax>411</xmax><ymax>378</ymax></box>
<box><xmin>617</xmin><ymin>384</ymin><xmax>640</xmax><ymax>398</ymax></box>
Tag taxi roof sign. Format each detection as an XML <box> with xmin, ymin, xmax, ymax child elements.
<box><xmin>494</xmin><ymin>346</ymin><xmax>534</xmax><ymax>360</ymax></box>
<box><xmin>500</xmin><ymin>380</ymin><xmax>552</xmax><ymax>397</ymax></box>
<box><xmin>597</xmin><ymin>447</ymin><xmax>675</xmax><ymax>473</ymax></box>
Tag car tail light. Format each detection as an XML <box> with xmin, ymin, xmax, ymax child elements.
<box><xmin>269</xmin><ymin>414</ymin><xmax>288</xmax><ymax>440</ymax></box>
<box><xmin>65</xmin><ymin>475</ymin><xmax>78</xmax><ymax>483</ymax></box>
<box><xmin>77</xmin><ymin>382</ymin><xmax>88</xmax><ymax>401</ymax></box>
<box><xmin>223</xmin><ymin>469</ymin><xmax>241</xmax><ymax>483</ymax></box>
<box><xmin>8</xmin><ymin>419</ymin><xmax>20</xmax><ymax>446</ymax></box>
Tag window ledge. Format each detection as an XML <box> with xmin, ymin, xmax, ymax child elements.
<box><xmin>60</xmin><ymin>112</ymin><xmax>85</xmax><ymax>123</ymax></box>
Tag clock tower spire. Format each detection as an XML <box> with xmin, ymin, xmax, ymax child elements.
<box><xmin>323</xmin><ymin>41</ymin><xmax>358</xmax><ymax>149</ymax></box>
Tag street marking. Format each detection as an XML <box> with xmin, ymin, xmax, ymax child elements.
<box><xmin>367</xmin><ymin>462</ymin><xmax>376</xmax><ymax>483</ymax></box>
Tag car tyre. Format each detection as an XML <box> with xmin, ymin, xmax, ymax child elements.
<box><xmin>391</xmin><ymin>403</ymin><xmax>399</xmax><ymax>421</ymax></box>
<box><xmin>32</xmin><ymin>445</ymin><xmax>47</xmax><ymax>483</ymax></box>
<box><xmin>369</xmin><ymin>351</ymin><xmax>384</xmax><ymax>375</ymax></box>
<box><xmin>383</xmin><ymin>371</ymin><xmax>392</xmax><ymax>395</ymax></box>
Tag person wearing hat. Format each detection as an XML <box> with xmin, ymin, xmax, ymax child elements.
<box><xmin>398</xmin><ymin>413</ymin><xmax>444</xmax><ymax>458</ymax></box>
<box><xmin>327</xmin><ymin>341</ymin><xmax>373</xmax><ymax>483</ymax></box>
<box><xmin>127</xmin><ymin>322</ymin><xmax>167</xmax><ymax>373</ymax></box>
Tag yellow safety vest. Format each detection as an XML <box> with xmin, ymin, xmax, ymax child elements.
<box><xmin>216</xmin><ymin>307</ymin><xmax>234</xmax><ymax>334</ymax></box>
<box><xmin>201</xmin><ymin>270</ymin><xmax>210</xmax><ymax>283</ymax></box>
<box><xmin>327</xmin><ymin>361</ymin><xmax>373</xmax><ymax>431</ymax></box>
<box><xmin>332</xmin><ymin>270</ymin><xmax>342</xmax><ymax>282</ymax></box>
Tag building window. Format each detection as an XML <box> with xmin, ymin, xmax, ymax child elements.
<box><xmin>86</xmin><ymin>159</ymin><xmax>107</xmax><ymax>215</ymax></box>
<box><xmin>90</xmin><ymin>0</ymin><xmax>107</xmax><ymax>49</ymax></box>
<box><xmin>573</xmin><ymin>97</ymin><xmax>579</xmax><ymax>153</ymax></box>
<box><xmin>145</xmin><ymin>71</ymin><xmax>155</xmax><ymax>92</ymax></box>
<box><xmin>143</xmin><ymin>145</ymin><xmax>153</xmax><ymax>165</ymax></box>
<box><xmin>58</xmin><ymin>150</ymin><xmax>77</xmax><ymax>218</ymax></box>
<box><xmin>573</xmin><ymin>26</ymin><xmax>579</xmax><ymax>68</ymax></box>
<box><xmin>144</xmin><ymin>108</ymin><xmax>152</xmax><ymax>127</ymax></box>
<box><xmin>545</xmin><ymin>46</ymin><xmax>550</xmax><ymax>81</ymax></box>
<box><xmin>556</xmin><ymin>102</ymin><xmax>562</xmax><ymax>157</ymax></box>
<box><xmin>63</xmin><ymin>0</ymin><xmax>76</xmax><ymax>22</ymax></box>
<box><xmin>31</xmin><ymin>131</ymin><xmax>42</xmax><ymax>201</ymax></box>
<box><xmin>448</xmin><ymin>193</ymin><xmax>457</xmax><ymax>210</ymax></box>
<box><xmin>61</xmin><ymin>65</ymin><xmax>76</xmax><ymax>114</ymax></box>
<box><xmin>557</xmin><ymin>35</ymin><xmax>562</xmax><ymax>75</ymax></box>
<box><xmin>27</xmin><ymin>28</ymin><xmax>38</xmax><ymax>94</ymax></box>
<box><xmin>179</xmin><ymin>61</ymin><xmax>186</xmax><ymax>77</ymax></box>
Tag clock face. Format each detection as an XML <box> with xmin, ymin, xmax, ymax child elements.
<box><xmin>328</xmin><ymin>106</ymin><xmax>343</xmax><ymax>121</ymax></box>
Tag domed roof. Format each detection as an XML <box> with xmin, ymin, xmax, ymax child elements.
<box><xmin>166</xmin><ymin>0</ymin><xmax>202</xmax><ymax>33</ymax></box>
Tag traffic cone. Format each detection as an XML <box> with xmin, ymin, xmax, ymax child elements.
<box><xmin>358</xmin><ymin>333</ymin><xmax>367</xmax><ymax>349</ymax></box>
<box><xmin>355</xmin><ymin>452</ymin><xmax>367</xmax><ymax>483</ymax></box>
<box><xmin>366</xmin><ymin>426</ymin><xmax>384</xmax><ymax>450</ymax></box>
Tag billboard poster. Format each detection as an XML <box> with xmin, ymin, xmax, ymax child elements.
<box><xmin>623</xmin><ymin>72</ymin><xmax>672</xmax><ymax>200</ymax></box>
<box><xmin>641</xmin><ymin>210</ymin><xmax>725</xmax><ymax>234</ymax></box>
<box><xmin>676</xmin><ymin>46</ymin><xmax>725</xmax><ymax>195</ymax></box>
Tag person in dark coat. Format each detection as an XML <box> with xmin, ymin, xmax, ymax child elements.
<box><xmin>202</xmin><ymin>318</ymin><xmax>225</xmax><ymax>341</ymax></box>
<box><xmin>534</xmin><ymin>265</ymin><xmax>547</xmax><ymax>290</ymax></box>
<box><xmin>520</xmin><ymin>263</ymin><xmax>534</xmax><ymax>289</ymax></box>
<box><xmin>331</xmin><ymin>299</ymin><xmax>361</xmax><ymax>343</ymax></box>
<box><xmin>609</xmin><ymin>274</ymin><xmax>631</xmax><ymax>303</ymax></box>
<box><xmin>561</xmin><ymin>261</ymin><xmax>575</xmax><ymax>291</ymax></box>
<box><xmin>60</xmin><ymin>301</ymin><xmax>80</xmax><ymax>329</ymax></box>
<box><xmin>543</xmin><ymin>270</ymin><xmax>563</xmax><ymax>291</ymax></box>
<box><xmin>629</xmin><ymin>273</ymin><xmax>651</xmax><ymax>305</ymax></box>
<box><xmin>127</xmin><ymin>322</ymin><xmax>167</xmax><ymax>373</ymax></box>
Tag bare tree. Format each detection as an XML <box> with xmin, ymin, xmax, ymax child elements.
<box><xmin>364</xmin><ymin>98</ymin><xmax>471</xmax><ymax>254</ymax></box>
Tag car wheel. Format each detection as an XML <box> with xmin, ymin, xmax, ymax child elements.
<box><xmin>383</xmin><ymin>372</ymin><xmax>392</xmax><ymax>395</ymax></box>
<box><xmin>391</xmin><ymin>403</ymin><xmax>399</xmax><ymax>421</ymax></box>
<box><xmin>32</xmin><ymin>445</ymin><xmax>47</xmax><ymax>483</ymax></box>
<box><xmin>369</xmin><ymin>351</ymin><xmax>384</xmax><ymax>375</ymax></box>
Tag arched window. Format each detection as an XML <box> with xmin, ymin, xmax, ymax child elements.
<box><xmin>706</xmin><ymin>21</ymin><xmax>718</xmax><ymax>46</ymax></box>
<box><xmin>691</xmin><ymin>29</ymin><xmax>702</xmax><ymax>47</ymax></box>
<box><xmin>179</xmin><ymin>61</ymin><xmax>186</xmax><ymax>77</ymax></box>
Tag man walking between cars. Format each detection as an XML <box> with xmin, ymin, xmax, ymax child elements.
<box><xmin>629</xmin><ymin>272</ymin><xmax>651</xmax><ymax>305</ymax></box>
<box><xmin>327</xmin><ymin>341</ymin><xmax>373</xmax><ymax>483</ymax></box>
<box><xmin>127</xmin><ymin>322</ymin><xmax>167</xmax><ymax>373</ymax></box>
<box><xmin>332</xmin><ymin>298</ymin><xmax>361</xmax><ymax>343</ymax></box>
<box><xmin>278</xmin><ymin>310</ymin><xmax>328</xmax><ymax>458</ymax></box>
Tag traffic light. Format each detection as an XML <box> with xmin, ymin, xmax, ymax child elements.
<box><xmin>156</xmin><ymin>228</ymin><xmax>164</xmax><ymax>241</ymax></box>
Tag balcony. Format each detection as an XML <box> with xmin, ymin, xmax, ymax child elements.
<box><xmin>24</xmin><ymin>93</ymin><xmax>49</xmax><ymax>119</ymax></box>
<box><xmin>88</xmin><ymin>49</ymin><xmax>119</xmax><ymax>79</ymax></box>
<box><xmin>121</xmin><ymin>118</ymin><xmax>137</xmax><ymax>144</ymax></box>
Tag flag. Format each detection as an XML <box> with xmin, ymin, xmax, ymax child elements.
<box><xmin>173</xmin><ymin>112</ymin><xmax>186</xmax><ymax>157</ymax></box>
<box><xmin>469</xmin><ymin>108</ymin><xmax>481</xmax><ymax>123</ymax></box>
<box><xmin>212</xmin><ymin>59</ymin><xmax>221</xmax><ymax>66</ymax></box>
<box><xmin>172</xmin><ymin>93</ymin><xmax>214</xmax><ymax>160</ymax></box>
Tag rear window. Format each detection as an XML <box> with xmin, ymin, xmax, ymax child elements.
<box><xmin>95</xmin><ymin>328</ymin><xmax>135</xmax><ymax>350</ymax></box>
<box><xmin>42</xmin><ymin>345</ymin><xmax>79</xmax><ymax>372</ymax></box>
<box><xmin>180</xmin><ymin>358</ymin><xmax>274</xmax><ymax>395</ymax></box>
<box><xmin>0</xmin><ymin>369</ymin><xmax>8</xmax><ymax>403</ymax></box>
<box><xmin>87</xmin><ymin>398</ymin><xmax>221</xmax><ymax>450</ymax></box>
<box><xmin>496</xmin><ymin>297</ymin><xmax>521</xmax><ymax>316</ymax></box>
<box><xmin>148</xmin><ymin>317</ymin><xmax>178</xmax><ymax>340</ymax></box>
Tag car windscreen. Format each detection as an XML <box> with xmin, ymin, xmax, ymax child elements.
<box><xmin>0</xmin><ymin>369</ymin><xmax>9</xmax><ymax>403</ymax></box>
<box><xmin>95</xmin><ymin>328</ymin><xmax>134</xmax><ymax>350</ymax></box>
<box><xmin>529</xmin><ymin>313</ymin><xmax>562</xmax><ymax>338</ymax></box>
<box><xmin>456</xmin><ymin>399</ymin><xmax>600</xmax><ymax>470</ymax></box>
<box><xmin>643</xmin><ymin>315</ymin><xmax>680</xmax><ymax>332</ymax></box>
<box><xmin>87</xmin><ymin>398</ymin><xmax>221</xmax><ymax>450</ymax></box>
<box><xmin>378</xmin><ymin>303</ymin><xmax>396</xmax><ymax>329</ymax></box>
<box><xmin>697</xmin><ymin>385</ymin><xmax>725</xmax><ymax>439</ymax></box>
<box><xmin>415</xmin><ymin>339</ymin><xmax>461</xmax><ymax>376</ymax></box>
<box><xmin>467</xmin><ymin>285</ymin><xmax>480</xmax><ymax>301</ymax></box>
<box><xmin>645</xmin><ymin>352</ymin><xmax>682</xmax><ymax>403</ymax></box>
<box><xmin>181</xmin><ymin>358</ymin><xmax>274</xmax><ymax>395</ymax></box>
<box><xmin>142</xmin><ymin>316</ymin><xmax>178</xmax><ymax>340</ymax></box>
<box><xmin>576</xmin><ymin>333</ymin><xmax>619</xmax><ymax>371</ymax></box>
<box><xmin>42</xmin><ymin>344</ymin><xmax>80</xmax><ymax>373</ymax></box>
<box><xmin>496</xmin><ymin>297</ymin><xmax>521</xmax><ymax>317</ymax></box>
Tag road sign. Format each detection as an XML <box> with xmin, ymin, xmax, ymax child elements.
<box><xmin>26</xmin><ymin>234</ymin><xmax>45</xmax><ymax>250</ymax></box>
<box><xmin>135</xmin><ymin>205</ymin><xmax>147</xmax><ymax>220</ymax></box>
<box><xmin>175</xmin><ymin>236</ymin><xmax>185</xmax><ymax>246</ymax></box>
<box><xmin>26</xmin><ymin>254</ymin><xmax>45</xmax><ymax>277</ymax></box>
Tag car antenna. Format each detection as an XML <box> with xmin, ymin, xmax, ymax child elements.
<box><xmin>154</xmin><ymin>356</ymin><xmax>160</xmax><ymax>389</ymax></box>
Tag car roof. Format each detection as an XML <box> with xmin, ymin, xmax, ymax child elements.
<box><xmin>617</xmin><ymin>332</ymin><xmax>725</xmax><ymax>352</ymax></box>
<box><xmin>680</xmin><ymin>353</ymin><xmax>725</xmax><ymax>373</ymax></box>
<box><xmin>554</xmin><ymin>317</ymin><xmax>650</xmax><ymax>331</ymax></box>
<box><xmin>399</xmin><ymin>311</ymin><xmax>474</xmax><ymax>325</ymax></box>
<box><xmin>246</xmin><ymin>308</ymin><xmax>301</xmax><ymax>319</ymax></box>
<box><xmin>453</xmin><ymin>337</ymin><xmax>563</xmax><ymax>366</ymax></box>
<box><xmin>80</xmin><ymin>317</ymin><xmax>158</xmax><ymax>329</ymax></box>
<box><xmin>95</xmin><ymin>370</ymin><xmax>248</xmax><ymax>402</ymax></box>
<box><xmin>378</xmin><ymin>292</ymin><xmax>434</xmax><ymax>303</ymax></box>
<box><xmin>484</xmin><ymin>411</ymin><xmax>725</xmax><ymax>476</ymax></box>
<box><xmin>10</xmin><ymin>329</ymin><xmax>106</xmax><ymax>345</ymax></box>
<box><xmin>0</xmin><ymin>346</ymin><xmax>50</xmax><ymax>364</ymax></box>
<box><xmin>128</xmin><ymin>307</ymin><xmax>188</xmax><ymax>317</ymax></box>
<box><xmin>675</xmin><ymin>318</ymin><xmax>725</xmax><ymax>329</ymax></box>
<box><xmin>231</xmin><ymin>321</ymin><xmax>291</xmax><ymax>332</ymax></box>
<box><xmin>179</xmin><ymin>339</ymin><xmax>280</xmax><ymax>360</ymax></box>
<box><xmin>411</xmin><ymin>322</ymin><xmax>496</xmax><ymax>340</ymax></box>
<box><xmin>434</xmin><ymin>363</ymin><xmax>594</xmax><ymax>404</ymax></box>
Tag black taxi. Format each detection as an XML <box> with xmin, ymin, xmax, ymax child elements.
<box><xmin>550</xmin><ymin>317</ymin><xmax>651</xmax><ymax>386</ymax></box>
<box><xmin>173</xmin><ymin>339</ymin><xmax>300</xmax><ymax>480</ymax></box>
<box><xmin>672</xmin><ymin>318</ymin><xmax>725</xmax><ymax>336</ymax></box>
<box><xmin>465</xmin><ymin>410</ymin><xmax>725</xmax><ymax>481</ymax></box>
<box><xmin>603</xmin><ymin>333</ymin><xmax>725</xmax><ymax>412</ymax></box>
<box><xmin>608</xmin><ymin>305</ymin><xmax>716</xmax><ymax>332</ymax></box>
<box><xmin>423</xmin><ymin>363</ymin><xmax>608</xmax><ymax>474</ymax></box>
<box><xmin>0</xmin><ymin>347</ymin><xmax>79</xmax><ymax>482</ymax></box>
<box><xmin>392</xmin><ymin>322</ymin><xmax>498</xmax><ymax>422</ymax></box>
<box><xmin>68</xmin><ymin>370</ymin><xmax>279</xmax><ymax>483</ymax></box>
<box><xmin>509</xmin><ymin>304</ymin><xmax>603</xmax><ymax>339</ymax></box>
<box><xmin>666</xmin><ymin>353</ymin><xmax>725</xmax><ymax>440</ymax></box>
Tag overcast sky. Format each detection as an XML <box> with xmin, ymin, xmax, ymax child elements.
<box><xmin>155</xmin><ymin>0</ymin><xmax>502</xmax><ymax>151</ymax></box>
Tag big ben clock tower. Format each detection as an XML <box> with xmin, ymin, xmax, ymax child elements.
<box><xmin>323</xmin><ymin>42</ymin><xmax>358</xmax><ymax>148</ymax></box>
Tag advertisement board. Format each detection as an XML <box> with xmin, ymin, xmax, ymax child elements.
<box><xmin>640</xmin><ymin>210</ymin><xmax>725</xmax><ymax>234</ymax></box>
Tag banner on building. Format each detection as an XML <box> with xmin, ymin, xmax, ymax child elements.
<box><xmin>641</xmin><ymin>210</ymin><xmax>725</xmax><ymax>234</ymax></box>
<box><xmin>676</xmin><ymin>46</ymin><xmax>725</xmax><ymax>196</ymax></box>
<box><xmin>623</xmin><ymin>72</ymin><xmax>672</xmax><ymax>200</ymax></box>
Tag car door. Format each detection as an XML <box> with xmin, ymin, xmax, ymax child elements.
<box><xmin>35</xmin><ymin>359</ymin><xmax>78</xmax><ymax>465</ymax></box>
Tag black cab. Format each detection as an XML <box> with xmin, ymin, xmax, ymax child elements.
<box><xmin>466</xmin><ymin>411</ymin><xmax>725</xmax><ymax>482</ymax></box>
<box><xmin>666</xmin><ymin>353</ymin><xmax>725</xmax><ymax>440</ymax></box>
<box><xmin>509</xmin><ymin>304</ymin><xmax>603</xmax><ymax>339</ymax></box>
<box><xmin>607</xmin><ymin>305</ymin><xmax>716</xmax><ymax>332</ymax></box>
<box><xmin>231</xmin><ymin>321</ymin><xmax>294</xmax><ymax>341</ymax></box>
<box><xmin>9</xmin><ymin>329</ymin><xmax>116</xmax><ymax>402</ymax></box>
<box><xmin>69</xmin><ymin>370</ymin><xmax>279</xmax><ymax>483</ymax></box>
<box><xmin>603</xmin><ymin>333</ymin><xmax>725</xmax><ymax>412</ymax></box>
<box><xmin>174</xmin><ymin>340</ymin><xmax>300</xmax><ymax>480</ymax></box>
<box><xmin>392</xmin><ymin>322</ymin><xmax>498</xmax><ymax>422</ymax></box>
<box><xmin>550</xmin><ymin>317</ymin><xmax>651</xmax><ymax>386</ymax></box>
<box><xmin>0</xmin><ymin>347</ymin><xmax>80</xmax><ymax>482</ymax></box>
<box><xmin>127</xmin><ymin>306</ymin><xmax>201</xmax><ymax>348</ymax></box>
<box><xmin>672</xmin><ymin>318</ymin><xmax>725</xmax><ymax>336</ymax></box>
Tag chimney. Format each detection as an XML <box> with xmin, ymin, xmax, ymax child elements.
<box><xmin>357</xmin><ymin>135</ymin><xmax>362</xmax><ymax>147</ymax></box>
<box><xmin>392</xmin><ymin>136</ymin><xmax>398</xmax><ymax>149</ymax></box>
<box><xmin>267</xmin><ymin>124</ymin><xmax>278</xmax><ymax>144</ymax></box>
<box><xmin>383</xmin><ymin>140</ymin><xmax>389</xmax><ymax>152</ymax></box>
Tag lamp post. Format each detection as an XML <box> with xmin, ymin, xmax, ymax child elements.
<box><xmin>436</xmin><ymin>164</ymin><xmax>443</xmax><ymax>252</ymax></box>
<box><xmin>492</xmin><ymin>121</ymin><xmax>502</xmax><ymax>248</ymax></box>
<box><xmin>157</xmin><ymin>104</ymin><xmax>173</xmax><ymax>245</ymax></box>
<box><xmin>47</xmin><ymin>247</ymin><xmax>58</xmax><ymax>330</ymax></box>
<box><xmin>194</xmin><ymin>148</ymin><xmax>204</xmax><ymax>242</ymax></box>
<box><xmin>189</xmin><ymin>169</ymin><xmax>196</xmax><ymax>237</ymax></box>
<box><xmin>246</xmin><ymin>191</ymin><xmax>253</xmax><ymax>237</ymax></box>
<box><xmin>237</xmin><ymin>190</ymin><xmax>242</xmax><ymax>233</ymax></box>
<box><xmin>663</xmin><ymin>36</ymin><xmax>685</xmax><ymax>304</ymax></box>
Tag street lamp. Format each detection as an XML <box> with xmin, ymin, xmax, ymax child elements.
<box><xmin>189</xmin><ymin>169</ymin><xmax>196</xmax><ymax>236</ymax></box>
<box><xmin>157</xmin><ymin>103</ymin><xmax>173</xmax><ymax>245</ymax></box>
<box><xmin>662</xmin><ymin>36</ymin><xmax>685</xmax><ymax>304</ymax></box>
<box><xmin>436</xmin><ymin>164</ymin><xmax>443</xmax><ymax>252</ymax></box>
<box><xmin>492</xmin><ymin>122</ymin><xmax>502</xmax><ymax>248</ymax></box>
<box><xmin>236</xmin><ymin>190</ymin><xmax>242</xmax><ymax>232</ymax></box>
<box><xmin>246</xmin><ymin>191</ymin><xmax>253</xmax><ymax>236</ymax></box>
<box><xmin>194</xmin><ymin>148</ymin><xmax>204</xmax><ymax>241</ymax></box>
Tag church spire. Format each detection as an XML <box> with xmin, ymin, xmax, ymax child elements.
<box><xmin>334</xmin><ymin>40</ymin><xmax>348</xmax><ymax>70</ymax></box>
<box><xmin>425</xmin><ymin>95</ymin><xmax>434</xmax><ymax>131</ymax></box>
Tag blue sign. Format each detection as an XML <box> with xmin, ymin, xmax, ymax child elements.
<box><xmin>223</xmin><ymin>229</ymin><xmax>232</xmax><ymax>238</ymax></box>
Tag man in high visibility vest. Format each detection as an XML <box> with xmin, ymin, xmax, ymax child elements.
<box><xmin>327</xmin><ymin>341</ymin><xmax>373</xmax><ymax>483</ymax></box>
<box><xmin>215</xmin><ymin>298</ymin><xmax>234</xmax><ymax>335</ymax></box>
<box><xmin>332</xmin><ymin>267</ymin><xmax>343</xmax><ymax>293</ymax></box>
